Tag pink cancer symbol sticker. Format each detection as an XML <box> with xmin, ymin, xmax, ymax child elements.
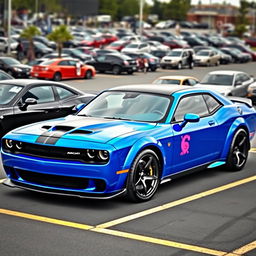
<box><xmin>180</xmin><ymin>134</ymin><xmax>191</xmax><ymax>156</ymax></box>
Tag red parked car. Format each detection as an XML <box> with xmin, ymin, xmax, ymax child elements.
<box><xmin>105</xmin><ymin>40</ymin><xmax>130</xmax><ymax>51</ymax></box>
<box><xmin>31</xmin><ymin>58</ymin><xmax>96</xmax><ymax>81</ymax></box>
<box><xmin>245</xmin><ymin>37</ymin><xmax>256</xmax><ymax>47</ymax></box>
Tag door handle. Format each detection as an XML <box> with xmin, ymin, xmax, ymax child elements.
<box><xmin>208</xmin><ymin>120</ymin><xmax>215</xmax><ymax>126</ymax></box>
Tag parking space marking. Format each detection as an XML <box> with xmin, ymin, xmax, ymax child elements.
<box><xmin>93</xmin><ymin>228</ymin><xmax>236</xmax><ymax>256</ymax></box>
<box><xmin>0</xmin><ymin>208</ymin><xmax>237</xmax><ymax>256</ymax></box>
<box><xmin>97</xmin><ymin>175</ymin><xmax>256</xmax><ymax>229</ymax></box>
<box><xmin>95</xmin><ymin>74</ymin><xmax>123</xmax><ymax>78</ymax></box>
<box><xmin>0</xmin><ymin>178</ymin><xmax>5</xmax><ymax>183</ymax></box>
<box><xmin>230</xmin><ymin>240</ymin><xmax>256</xmax><ymax>255</ymax></box>
<box><xmin>250</xmin><ymin>148</ymin><xmax>256</xmax><ymax>153</ymax></box>
<box><xmin>0</xmin><ymin>208</ymin><xmax>93</xmax><ymax>230</ymax></box>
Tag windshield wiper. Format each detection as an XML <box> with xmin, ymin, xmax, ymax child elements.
<box><xmin>103</xmin><ymin>116</ymin><xmax>132</xmax><ymax>121</ymax></box>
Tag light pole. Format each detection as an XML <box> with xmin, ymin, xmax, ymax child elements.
<box><xmin>139</xmin><ymin>0</ymin><xmax>144</xmax><ymax>37</ymax></box>
<box><xmin>7</xmin><ymin>0</ymin><xmax>11</xmax><ymax>55</ymax></box>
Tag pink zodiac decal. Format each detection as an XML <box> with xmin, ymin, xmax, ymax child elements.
<box><xmin>180</xmin><ymin>134</ymin><xmax>191</xmax><ymax>156</ymax></box>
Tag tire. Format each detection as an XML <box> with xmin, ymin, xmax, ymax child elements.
<box><xmin>112</xmin><ymin>65</ymin><xmax>121</xmax><ymax>75</ymax></box>
<box><xmin>85</xmin><ymin>70</ymin><xmax>92</xmax><ymax>79</ymax></box>
<box><xmin>36</xmin><ymin>52</ymin><xmax>42</xmax><ymax>58</ymax></box>
<box><xmin>53</xmin><ymin>72</ymin><xmax>62</xmax><ymax>81</ymax></box>
<box><xmin>225</xmin><ymin>128</ymin><xmax>249</xmax><ymax>172</ymax></box>
<box><xmin>150</xmin><ymin>67</ymin><xmax>157</xmax><ymax>72</ymax></box>
<box><xmin>177</xmin><ymin>62</ymin><xmax>182</xmax><ymax>69</ymax></box>
<box><xmin>126</xmin><ymin>149</ymin><xmax>161</xmax><ymax>202</ymax></box>
<box><xmin>215</xmin><ymin>60</ymin><xmax>220</xmax><ymax>66</ymax></box>
<box><xmin>127</xmin><ymin>70</ymin><xmax>134</xmax><ymax>75</ymax></box>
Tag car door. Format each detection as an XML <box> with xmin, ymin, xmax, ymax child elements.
<box><xmin>170</xmin><ymin>93</ymin><xmax>223</xmax><ymax>173</ymax></box>
<box><xmin>94</xmin><ymin>55</ymin><xmax>109</xmax><ymax>71</ymax></box>
<box><xmin>13</xmin><ymin>85</ymin><xmax>60</xmax><ymax>126</ymax></box>
<box><xmin>58</xmin><ymin>60</ymin><xmax>72</xmax><ymax>79</ymax></box>
<box><xmin>233</xmin><ymin>73</ymin><xmax>248</xmax><ymax>97</ymax></box>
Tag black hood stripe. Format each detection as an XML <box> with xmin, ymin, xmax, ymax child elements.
<box><xmin>36</xmin><ymin>131</ymin><xmax>67</xmax><ymax>145</ymax></box>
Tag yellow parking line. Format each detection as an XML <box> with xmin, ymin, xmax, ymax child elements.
<box><xmin>250</xmin><ymin>148</ymin><xmax>256</xmax><ymax>153</ymax></box>
<box><xmin>96</xmin><ymin>74</ymin><xmax>123</xmax><ymax>78</ymax></box>
<box><xmin>97</xmin><ymin>176</ymin><xmax>256</xmax><ymax>229</ymax></box>
<box><xmin>93</xmin><ymin>228</ymin><xmax>235</xmax><ymax>256</ymax></box>
<box><xmin>0</xmin><ymin>208</ymin><xmax>236</xmax><ymax>256</ymax></box>
<box><xmin>0</xmin><ymin>208</ymin><xmax>93</xmax><ymax>230</ymax></box>
<box><xmin>0</xmin><ymin>178</ymin><xmax>6</xmax><ymax>184</ymax></box>
<box><xmin>230</xmin><ymin>240</ymin><xmax>256</xmax><ymax>255</ymax></box>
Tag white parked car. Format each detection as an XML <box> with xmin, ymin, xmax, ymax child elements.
<box><xmin>147</xmin><ymin>41</ymin><xmax>170</xmax><ymax>52</ymax></box>
<box><xmin>0</xmin><ymin>37</ymin><xmax>18</xmax><ymax>52</ymax></box>
<box><xmin>160</xmin><ymin>48</ymin><xmax>194</xmax><ymax>69</ymax></box>
<box><xmin>195</xmin><ymin>70</ymin><xmax>255</xmax><ymax>97</ymax></box>
<box><xmin>121</xmin><ymin>42</ymin><xmax>151</xmax><ymax>54</ymax></box>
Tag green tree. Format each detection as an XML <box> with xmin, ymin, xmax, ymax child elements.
<box><xmin>20</xmin><ymin>25</ymin><xmax>41</xmax><ymax>61</ymax></box>
<box><xmin>163</xmin><ymin>0</ymin><xmax>191</xmax><ymax>21</ymax></box>
<box><xmin>99</xmin><ymin>0</ymin><xmax>119</xmax><ymax>20</ymax></box>
<box><xmin>235</xmin><ymin>0</ymin><xmax>250</xmax><ymax>37</ymax></box>
<box><xmin>47</xmin><ymin>25</ymin><xmax>73</xmax><ymax>58</ymax></box>
<box><xmin>117</xmin><ymin>0</ymin><xmax>139</xmax><ymax>21</ymax></box>
<box><xmin>150</xmin><ymin>0</ymin><xmax>165</xmax><ymax>20</ymax></box>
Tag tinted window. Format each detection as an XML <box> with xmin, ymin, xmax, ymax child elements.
<box><xmin>56</xmin><ymin>86</ymin><xmax>76</xmax><ymax>100</ymax></box>
<box><xmin>203</xmin><ymin>94</ymin><xmax>222</xmax><ymax>113</ymax></box>
<box><xmin>173</xmin><ymin>94</ymin><xmax>209</xmax><ymax>122</ymax></box>
<box><xmin>22</xmin><ymin>86</ymin><xmax>55</xmax><ymax>103</ymax></box>
<box><xmin>58</xmin><ymin>60</ymin><xmax>69</xmax><ymax>66</ymax></box>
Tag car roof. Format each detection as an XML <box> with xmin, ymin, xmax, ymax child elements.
<box><xmin>156</xmin><ymin>75</ymin><xmax>198</xmax><ymax>80</ymax></box>
<box><xmin>108</xmin><ymin>84</ymin><xmax>203</xmax><ymax>96</ymax></box>
<box><xmin>207</xmin><ymin>70</ymin><xmax>244</xmax><ymax>75</ymax></box>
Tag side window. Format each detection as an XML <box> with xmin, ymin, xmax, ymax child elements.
<box><xmin>173</xmin><ymin>94</ymin><xmax>209</xmax><ymax>122</ymax></box>
<box><xmin>58</xmin><ymin>60</ymin><xmax>69</xmax><ymax>66</ymax></box>
<box><xmin>235</xmin><ymin>74</ymin><xmax>243</xmax><ymax>85</ymax></box>
<box><xmin>241</xmin><ymin>73</ymin><xmax>250</xmax><ymax>82</ymax></box>
<box><xmin>188</xmin><ymin>79</ymin><xmax>198</xmax><ymax>86</ymax></box>
<box><xmin>203</xmin><ymin>94</ymin><xmax>222</xmax><ymax>114</ymax></box>
<box><xmin>182</xmin><ymin>79</ymin><xmax>189</xmax><ymax>85</ymax></box>
<box><xmin>56</xmin><ymin>86</ymin><xmax>76</xmax><ymax>100</ymax></box>
<box><xmin>97</xmin><ymin>56</ymin><xmax>106</xmax><ymax>62</ymax></box>
<box><xmin>22</xmin><ymin>86</ymin><xmax>55</xmax><ymax>104</ymax></box>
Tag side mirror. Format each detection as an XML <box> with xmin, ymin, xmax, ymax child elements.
<box><xmin>76</xmin><ymin>103</ymin><xmax>86</xmax><ymax>112</ymax></box>
<box><xmin>19</xmin><ymin>97</ymin><xmax>37</xmax><ymax>111</ymax></box>
<box><xmin>173</xmin><ymin>113</ymin><xmax>200</xmax><ymax>132</ymax></box>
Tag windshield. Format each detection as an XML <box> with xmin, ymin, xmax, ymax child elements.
<box><xmin>168</xmin><ymin>51</ymin><xmax>182</xmax><ymax>57</ymax></box>
<box><xmin>2</xmin><ymin>58</ymin><xmax>20</xmax><ymax>65</ymax></box>
<box><xmin>0</xmin><ymin>84</ymin><xmax>23</xmax><ymax>105</ymax></box>
<box><xmin>201</xmin><ymin>74</ymin><xmax>234</xmax><ymax>86</ymax></box>
<box><xmin>35</xmin><ymin>42</ymin><xmax>47</xmax><ymax>49</ymax></box>
<box><xmin>78</xmin><ymin>91</ymin><xmax>171</xmax><ymax>122</ymax></box>
<box><xmin>126</xmin><ymin>44</ymin><xmax>139</xmax><ymax>48</ymax></box>
<box><xmin>153</xmin><ymin>79</ymin><xmax>180</xmax><ymax>85</ymax></box>
<box><xmin>196</xmin><ymin>51</ymin><xmax>210</xmax><ymax>56</ymax></box>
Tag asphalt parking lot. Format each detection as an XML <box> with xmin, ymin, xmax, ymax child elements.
<box><xmin>0</xmin><ymin>62</ymin><xmax>256</xmax><ymax>256</ymax></box>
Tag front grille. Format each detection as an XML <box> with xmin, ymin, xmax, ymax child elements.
<box><xmin>2</xmin><ymin>140</ymin><xmax>107</xmax><ymax>164</ymax></box>
<box><xmin>17</xmin><ymin>169</ymin><xmax>89</xmax><ymax>189</ymax></box>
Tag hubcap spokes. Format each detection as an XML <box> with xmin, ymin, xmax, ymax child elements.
<box><xmin>233</xmin><ymin>134</ymin><xmax>247</xmax><ymax>167</ymax></box>
<box><xmin>135</xmin><ymin>156</ymin><xmax>158</xmax><ymax>197</ymax></box>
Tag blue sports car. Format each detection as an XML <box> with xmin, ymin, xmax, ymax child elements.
<box><xmin>1</xmin><ymin>85</ymin><xmax>256</xmax><ymax>202</ymax></box>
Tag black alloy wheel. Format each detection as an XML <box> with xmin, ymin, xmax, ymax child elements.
<box><xmin>126</xmin><ymin>149</ymin><xmax>161</xmax><ymax>202</ymax></box>
<box><xmin>112</xmin><ymin>65</ymin><xmax>121</xmax><ymax>75</ymax></box>
<box><xmin>225</xmin><ymin>128</ymin><xmax>249</xmax><ymax>172</ymax></box>
<box><xmin>85</xmin><ymin>70</ymin><xmax>92</xmax><ymax>79</ymax></box>
<box><xmin>53</xmin><ymin>72</ymin><xmax>62</xmax><ymax>81</ymax></box>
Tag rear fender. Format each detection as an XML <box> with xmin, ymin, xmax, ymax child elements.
<box><xmin>220</xmin><ymin>117</ymin><xmax>249</xmax><ymax>159</ymax></box>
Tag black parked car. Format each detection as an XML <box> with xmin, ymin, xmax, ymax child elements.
<box><xmin>21</xmin><ymin>41</ymin><xmax>54</xmax><ymax>58</ymax></box>
<box><xmin>0</xmin><ymin>57</ymin><xmax>31</xmax><ymax>78</ymax></box>
<box><xmin>0</xmin><ymin>79</ymin><xmax>95</xmax><ymax>137</ymax></box>
<box><xmin>220</xmin><ymin>47</ymin><xmax>251</xmax><ymax>63</ymax></box>
<box><xmin>33</xmin><ymin>36</ymin><xmax>57</xmax><ymax>50</ymax></box>
<box><xmin>61</xmin><ymin>48</ymin><xmax>93</xmax><ymax>63</ymax></box>
<box><xmin>88</xmin><ymin>53</ymin><xmax>137</xmax><ymax>75</ymax></box>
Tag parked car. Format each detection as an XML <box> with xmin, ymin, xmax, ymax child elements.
<box><xmin>31</xmin><ymin>58</ymin><xmax>96</xmax><ymax>81</ymax></box>
<box><xmin>0</xmin><ymin>57</ymin><xmax>31</xmax><ymax>78</ymax></box>
<box><xmin>61</xmin><ymin>48</ymin><xmax>94</xmax><ymax>63</ymax></box>
<box><xmin>33</xmin><ymin>36</ymin><xmax>56</xmax><ymax>49</ymax></box>
<box><xmin>121</xmin><ymin>42</ymin><xmax>151</xmax><ymax>54</ymax></box>
<box><xmin>125</xmin><ymin>52</ymin><xmax>160</xmax><ymax>72</ymax></box>
<box><xmin>105</xmin><ymin>40</ymin><xmax>130</xmax><ymax>51</ymax></box>
<box><xmin>0</xmin><ymin>79</ymin><xmax>95</xmax><ymax>137</ymax></box>
<box><xmin>160</xmin><ymin>48</ymin><xmax>194</xmax><ymax>69</ymax></box>
<box><xmin>195</xmin><ymin>70</ymin><xmax>255</xmax><ymax>97</ymax></box>
<box><xmin>88</xmin><ymin>53</ymin><xmax>137</xmax><ymax>75</ymax></box>
<box><xmin>226</xmin><ymin>44</ymin><xmax>256</xmax><ymax>61</ymax></box>
<box><xmin>21</xmin><ymin>41</ymin><xmax>54</xmax><ymax>58</ymax></box>
<box><xmin>0</xmin><ymin>37</ymin><xmax>18</xmax><ymax>52</ymax></box>
<box><xmin>247</xmin><ymin>82</ymin><xmax>256</xmax><ymax>104</ymax></box>
<box><xmin>220</xmin><ymin>47</ymin><xmax>251</xmax><ymax>63</ymax></box>
<box><xmin>244</xmin><ymin>37</ymin><xmax>256</xmax><ymax>47</ymax></box>
<box><xmin>194</xmin><ymin>49</ymin><xmax>221</xmax><ymax>66</ymax></box>
<box><xmin>0</xmin><ymin>70</ymin><xmax>14</xmax><ymax>80</ymax></box>
<box><xmin>146</xmin><ymin>41</ymin><xmax>170</xmax><ymax>52</ymax></box>
<box><xmin>2</xmin><ymin>85</ymin><xmax>256</xmax><ymax>201</ymax></box>
<box><xmin>183</xmin><ymin>36</ymin><xmax>208</xmax><ymax>47</ymax></box>
<box><xmin>153</xmin><ymin>75</ymin><xmax>199</xmax><ymax>86</ymax></box>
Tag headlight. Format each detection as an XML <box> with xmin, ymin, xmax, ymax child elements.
<box><xmin>87</xmin><ymin>149</ymin><xmax>96</xmax><ymax>159</ymax></box>
<box><xmin>13</xmin><ymin>67</ymin><xmax>22</xmax><ymax>72</ymax></box>
<box><xmin>16</xmin><ymin>141</ymin><xmax>23</xmax><ymax>150</ymax></box>
<box><xmin>5</xmin><ymin>139</ymin><xmax>13</xmax><ymax>149</ymax></box>
<box><xmin>98</xmin><ymin>150</ymin><xmax>109</xmax><ymax>161</ymax></box>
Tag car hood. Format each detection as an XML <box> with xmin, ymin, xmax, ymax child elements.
<box><xmin>195</xmin><ymin>84</ymin><xmax>232</xmax><ymax>95</ymax></box>
<box><xmin>12</xmin><ymin>115</ymin><xmax>157</xmax><ymax>144</ymax></box>
<box><xmin>12</xmin><ymin>64</ymin><xmax>31</xmax><ymax>69</ymax></box>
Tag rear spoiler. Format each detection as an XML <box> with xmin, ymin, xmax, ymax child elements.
<box><xmin>228</xmin><ymin>96</ymin><xmax>253</xmax><ymax>108</ymax></box>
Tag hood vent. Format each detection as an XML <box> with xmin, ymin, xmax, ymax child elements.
<box><xmin>70</xmin><ymin>129</ymin><xmax>93</xmax><ymax>135</ymax></box>
<box><xmin>52</xmin><ymin>126</ymin><xmax>75</xmax><ymax>132</ymax></box>
<box><xmin>41</xmin><ymin>125</ymin><xmax>52</xmax><ymax>130</ymax></box>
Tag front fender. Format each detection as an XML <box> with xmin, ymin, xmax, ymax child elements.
<box><xmin>220</xmin><ymin>117</ymin><xmax>249</xmax><ymax>159</ymax></box>
<box><xmin>122</xmin><ymin>136</ymin><xmax>165</xmax><ymax>171</ymax></box>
